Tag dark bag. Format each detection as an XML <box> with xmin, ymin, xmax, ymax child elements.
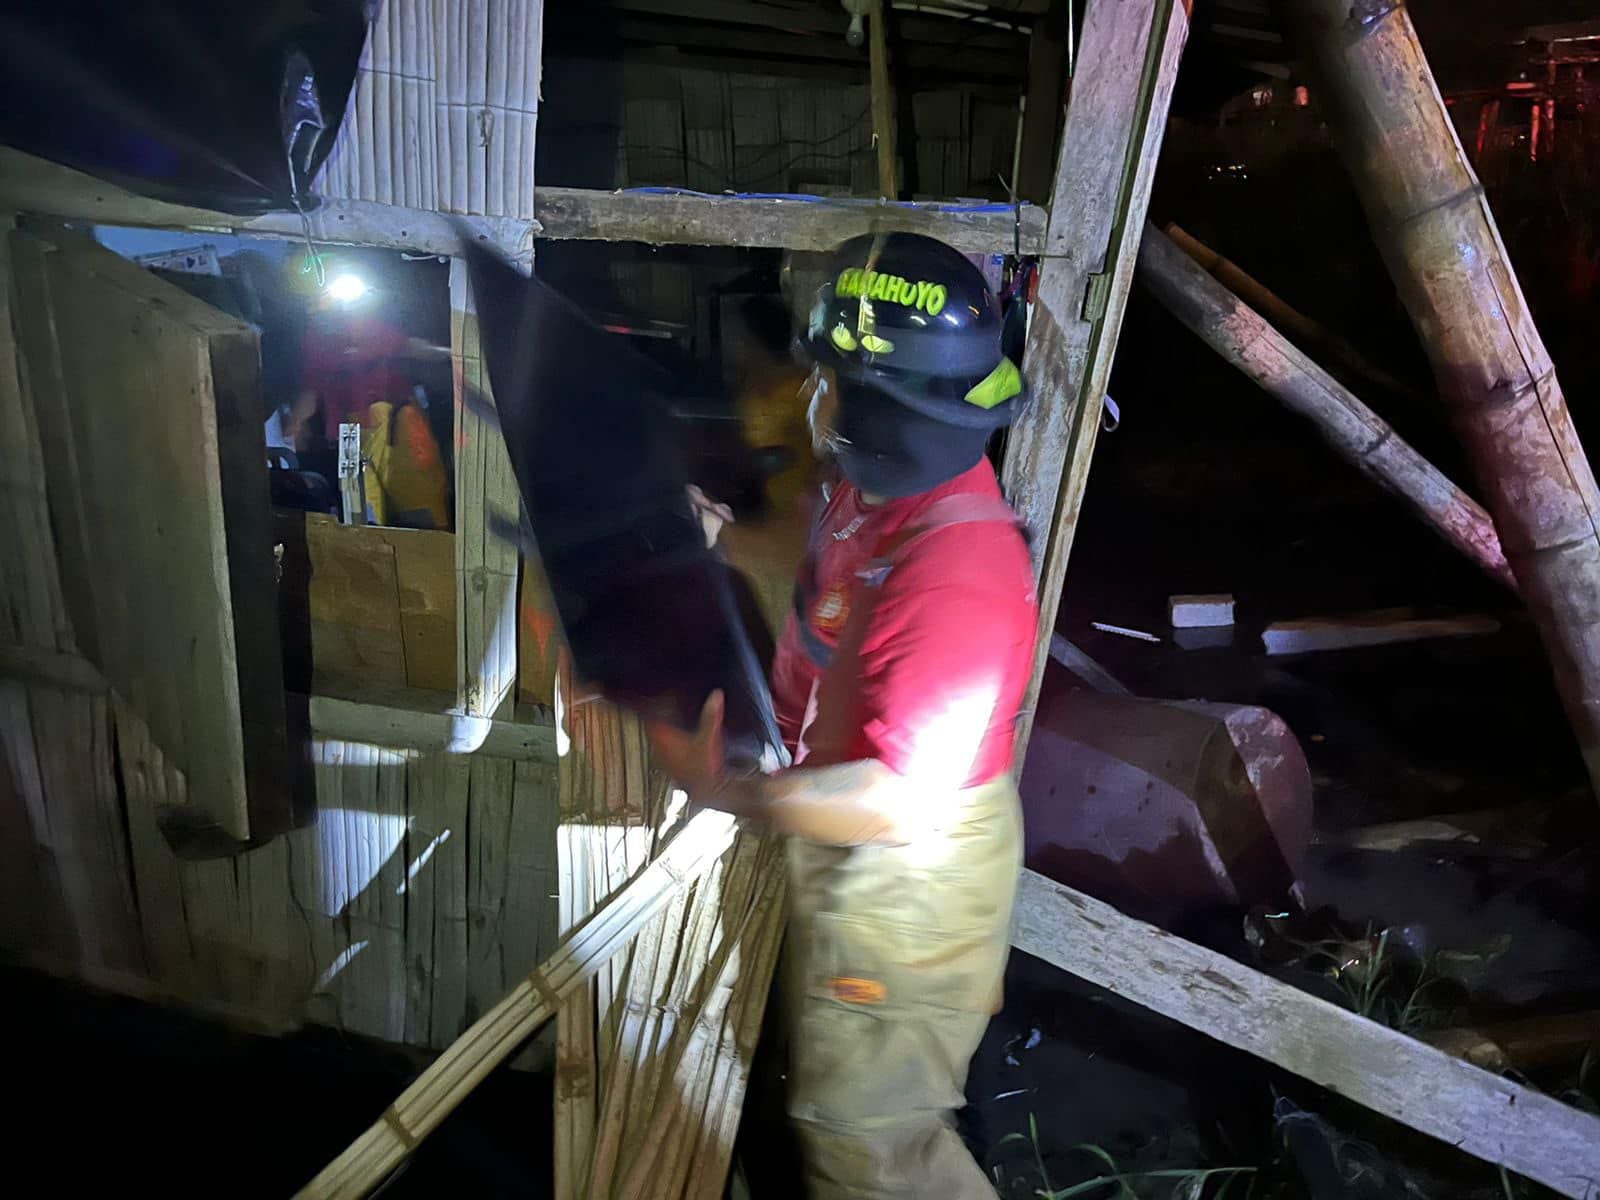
<box><xmin>461</xmin><ymin>242</ymin><xmax>786</xmax><ymax>771</ymax></box>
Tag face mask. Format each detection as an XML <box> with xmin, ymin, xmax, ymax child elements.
<box><xmin>833</xmin><ymin>380</ymin><xmax>989</xmax><ymax>499</ymax></box>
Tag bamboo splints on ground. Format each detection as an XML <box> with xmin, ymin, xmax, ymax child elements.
<box><xmin>295</xmin><ymin>806</ymin><xmax>742</xmax><ymax>1200</ymax></box>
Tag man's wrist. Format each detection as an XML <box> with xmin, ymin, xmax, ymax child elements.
<box><xmin>701</xmin><ymin>771</ymin><xmax>763</xmax><ymax>819</ymax></box>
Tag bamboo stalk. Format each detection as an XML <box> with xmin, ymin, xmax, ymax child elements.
<box><xmin>295</xmin><ymin>809</ymin><xmax>740</xmax><ymax>1200</ymax></box>
<box><xmin>869</xmin><ymin>0</ymin><xmax>898</xmax><ymax>198</ymax></box>
<box><xmin>1164</xmin><ymin>223</ymin><xmax>1422</xmax><ymax>406</ymax></box>
<box><xmin>1287</xmin><ymin>0</ymin><xmax>1600</xmax><ymax>796</ymax></box>
<box><xmin>1138</xmin><ymin>223</ymin><xmax>1517</xmax><ymax>590</ymax></box>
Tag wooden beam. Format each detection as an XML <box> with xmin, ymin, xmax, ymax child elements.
<box><xmin>1163</xmin><ymin>223</ymin><xmax>1422</xmax><ymax>407</ymax></box>
<box><xmin>533</xmin><ymin>186</ymin><xmax>1044</xmax><ymax>253</ymax></box>
<box><xmin>307</xmin><ymin>694</ymin><xmax>554</xmax><ymax>762</ymax></box>
<box><xmin>1000</xmin><ymin>0</ymin><xmax>1189</xmax><ymax>761</ymax></box>
<box><xmin>0</xmin><ymin>644</ymin><xmax>554</xmax><ymax>762</ymax></box>
<box><xmin>1011</xmin><ymin>869</ymin><xmax>1600</xmax><ymax>1198</ymax></box>
<box><xmin>0</xmin><ymin>147</ymin><xmax>1043</xmax><ymax>256</ymax></box>
<box><xmin>0</xmin><ymin>148</ymin><xmax>534</xmax><ymax>260</ymax></box>
<box><xmin>1137</xmin><ymin>223</ymin><xmax>1517</xmax><ymax>590</ymax></box>
<box><xmin>870</xmin><ymin>0</ymin><xmax>900</xmax><ymax>198</ymax></box>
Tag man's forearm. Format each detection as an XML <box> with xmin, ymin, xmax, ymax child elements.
<box><xmin>704</xmin><ymin>759</ymin><xmax>912</xmax><ymax>847</ymax></box>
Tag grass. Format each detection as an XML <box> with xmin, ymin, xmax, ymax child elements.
<box><xmin>1271</xmin><ymin>919</ymin><xmax>1511</xmax><ymax>1035</ymax></box>
<box><xmin>996</xmin><ymin>1115</ymin><xmax>1257</xmax><ymax>1200</ymax></box>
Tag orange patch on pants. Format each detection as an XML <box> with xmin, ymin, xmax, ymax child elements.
<box><xmin>830</xmin><ymin>976</ymin><xmax>887</xmax><ymax>1005</ymax></box>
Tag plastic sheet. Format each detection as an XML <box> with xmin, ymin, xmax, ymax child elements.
<box><xmin>0</xmin><ymin>0</ymin><xmax>369</xmax><ymax>212</ymax></box>
<box><xmin>462</xmin><ymin>242</ymin><xmax>786</xmax><ymax>770</ymax></box>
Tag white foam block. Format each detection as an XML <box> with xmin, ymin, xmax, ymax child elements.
<box><xmin>1169</xmin><ymin>594</ymin><xmax>1236</xmax><ymax>629</ymax></box>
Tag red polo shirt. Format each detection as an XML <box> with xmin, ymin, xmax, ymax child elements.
<box><xmin>770</xmin><ymin>459</ymin><xmax>1038</xmax><ymax>788</ymax></box>
<box><xmin>300</xmin><ymin>313</ymin><xmax>411</xmax><ymax>440</ymax></box>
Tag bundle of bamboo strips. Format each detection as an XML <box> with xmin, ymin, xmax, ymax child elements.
<box><xmin>294</xmin><ymin>806</ymin><xmax>741</xmax><ymax>1200</ymax></box>
<box><xmin>555</xmin><ymin>677</ymin><xmax>787</xmax><ymax>1200</ymax></box>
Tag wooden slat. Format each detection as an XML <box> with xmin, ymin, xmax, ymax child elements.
<box><xmin>1011</xmin><ymin>869</ymin><xmax>1600</xmax><ymax>1198</ymax></box>
<box><xmin>6</xmin><ymin>232</ymin><xmax>93</xmax><ymax>659</ymax></box>
<box><xmin>1000</xmin><ymin>0</ymin><xmax>1189</xmax><ymax>760</ymax></box>
<box><xmin>385</xmin><ymin>525</ymin><xmax>459</xmax><ymax>692</ymax></box>
<box><xmin>112</xmin><ymin>696</ymin><xmax>194</xmax><ymax>987</ymax></box>
<box><xmin>466</xmin><ymin>754</ymin><xmax>515</xmax><ymax>1019</ymax></box>
<box><xmin>403</xmin><ymin>751</ymin><xmax>474</xmax><ymax>1048</ymax></box>
<box><xmin>0</xmin><ymin>223</ymin><xmax>71</xmax><ymax>654</ymax></box>
<box><xmin>27</xmin><ymin>686</ymin><xmax>143</xmax><ymax>974</ymax></box>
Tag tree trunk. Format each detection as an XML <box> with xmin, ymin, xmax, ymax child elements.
<box><xmin>1138</xmin><ymin>224</ymin><xmax>1515</xmax><ymax>590</ymax></box>
<box><xmin>1288</xmin><ymin>0</ymin><xmax>1600</xmax><ymax>795</ymax></box>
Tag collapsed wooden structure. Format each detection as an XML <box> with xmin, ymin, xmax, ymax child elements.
<box><xmin>3</xmin><ymin>1</ymin><xmax>1600</xmax><ymax>1197</ymax></box>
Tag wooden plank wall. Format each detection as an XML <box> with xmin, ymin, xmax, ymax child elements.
<box><xmin>611</xmin><ymin>63</ymin><xmax>1019</xmax><ymax>201</ymax></box>
<box><xmin>5</xmin><ymin>686</ymin><xmax>561</xmax><ymax>1050</ymax></box>
<box><xmin>0</xmin><ymin>271</ymin><xmax>559</xmax><ymax>1042</ymax></box>
<box><xmin>569</xmin><ymin>61</ymin><xmax>1021</xmax><ymax>338</ymax></box>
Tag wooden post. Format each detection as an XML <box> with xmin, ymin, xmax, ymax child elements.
<box><xmin>1164</xmin><ymin>222</ymin><xmax>1422</xmax><ymax>407</ymax></box>
<box><xmin>1001</xmin><ymin>0</ymin><xmax>1190</xmax><ymax>760</ymax></box>
<box><xmin>869</xmin><ymin>0</ymin><xmax>898</xmax><ymax>199</ymax></box>
<box><xmin>450</xmin><ymin>258</ymin><xmax>521</xmax><ymax>720</ymax></box>
<box><xmin>1138</xmin><ymin>224</ymin><xmax>1516</xmax><ymax>590</ymax></box>
<box><xmin>1017</xmin><ymin>0</ymin><xmax>1072</xmax><ymax>205</ymax></box>
<box><xmin>1287</xmin><ymin>0</ymin><xmax>1600</xmax><ymax>796</ymax></box>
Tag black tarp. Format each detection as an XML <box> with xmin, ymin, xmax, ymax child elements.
<box><xmin>0</xmin><ymin>0</ymin><xmax>369</xmax><ymax>212</ymax></box>
<box><xmin>462</xmin><ymin>242</ymin><xmax>786</xmax><ymax>771</ymax></box>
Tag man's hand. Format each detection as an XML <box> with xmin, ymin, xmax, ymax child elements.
<box><xmin>646</xmin><ymin>689</ymin><xmax>726</xmax><ymax>801</ymax></box>
<box><xmin>686</xmin><ymin>485</ymin><xmax>734</xmax><ymax>549</ymax></box>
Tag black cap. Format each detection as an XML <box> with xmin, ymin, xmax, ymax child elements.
<box><xmin>805</xmin><ymin>232</ymin><xmax>1024</xmax><ymax>430</ymax></box>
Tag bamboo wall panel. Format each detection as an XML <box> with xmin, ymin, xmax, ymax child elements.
<box><xmin>554</xmin><ymin>679</ymin><xmax>785</xmax><ymax>1200</ymax></box>
<box><xmin>319</xmin><ymin>0</ymin><xmax>542</xmax><ymax>223</ymax></box>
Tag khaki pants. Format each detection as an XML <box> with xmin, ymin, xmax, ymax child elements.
<box><xmin>784</xmin><ymin>777</ymin><xmax>1023</xmax><ymax>1199</ymax></box>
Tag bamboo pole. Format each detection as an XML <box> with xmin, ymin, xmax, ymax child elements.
<box><xmin>869</xmin><ymin>0</ymin><xmax>898</xmax><ymax>199</ymax></box>
<box><xmin>1138</xmin><ymin>224</ymin><xmax>1516</xmax><ymax>590</ymax></box>
<box><xmin>1287</xmin><ymin>0</ymin><xmax>1600</xmax><ymax>795</ymax></box>
<box><xmin>1164</xmin><ymin>223</ymin><xmax>1422</xmax><ymax>407</ymax></box>
<box><xmin>295</xmin><ymin>809</ymin><xmax>740</xmax><ymax>1200</ymax></box>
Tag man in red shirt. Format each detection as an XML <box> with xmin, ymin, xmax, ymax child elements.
<box><xmin>652</xmin><ymin>233</ymin><xmax>1037</xmax><ymax>1198</ymax></box>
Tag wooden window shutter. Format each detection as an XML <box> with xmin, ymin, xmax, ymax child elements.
<box><xmin>9</xmin><ymin>228</ymin><xmax>291</xmax><ymax>847</ymax></box>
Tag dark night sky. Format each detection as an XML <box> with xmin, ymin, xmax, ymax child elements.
<box><xmin>1410</xmin><ymin>0</ymin><xmax>1600</xmax><ymax>88</ymax></box>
